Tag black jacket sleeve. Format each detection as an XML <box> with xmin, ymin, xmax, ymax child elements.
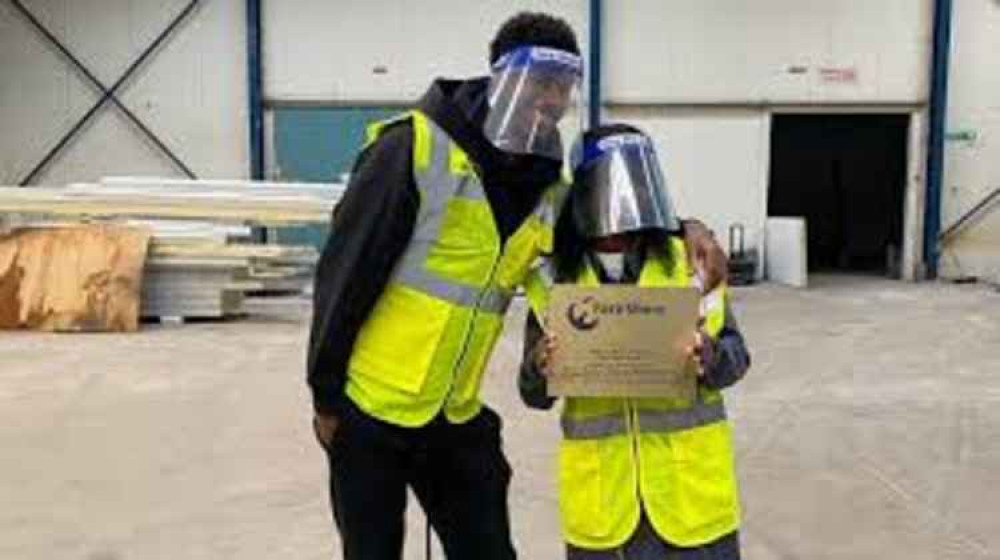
<box><xmin>306</xmin><ymin>122</ymin><xmax>419</xmax><ymax>416</ymax></box>
<box><xmin>518</xmin><ymin>311</ymin><xmax>558</xmax><ymax>410</ymax></box>
<box><xmin>699</xmin><ymin>302</ymin><xmax>752</xmax><ymax>390</ymax></box>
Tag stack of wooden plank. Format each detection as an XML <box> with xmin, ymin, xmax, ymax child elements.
<box><xmin>0</xmin><ymin>178</ymin><xmax>341</xmax><ymax>224</ymax></box>
<box><xmin>0</xmin><ymin>177</ymin><xmax>339</xmax><ymax>321</ymax></box>
<box><xmin>141</xmin><ymin>253</ymin><xmax>247</xmax><ymax>319</ymax></box>
<box><xmin>144</xmin><ymin>240</ymin><xmax>319</xmax><ymax>318</ymax></box>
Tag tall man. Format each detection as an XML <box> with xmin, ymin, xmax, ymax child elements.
<box><xmin>307</xmin><ymin>12</ymin><xmax>584</xmax><ymax>560</ymax></box>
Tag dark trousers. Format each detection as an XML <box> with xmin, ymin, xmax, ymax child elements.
<box><xmin>321</xmin><ymin>400</ymin><xmax>516</xmax><ymax>560</ymax></box>
<box><xmin>567</xmin><ymin>514</ymin><xmax>740</xmax><ymax>560</ymax></box>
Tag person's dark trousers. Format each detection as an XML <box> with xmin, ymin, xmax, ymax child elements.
<box><xmin>320</xmin><ymin>399</ymin><xmax>516</xmax><ymax>560</ymax></box>
<box><xmin>567</xmin><ymin>515</ymin><xmax>740</xmax><ymax>560</ymax></box>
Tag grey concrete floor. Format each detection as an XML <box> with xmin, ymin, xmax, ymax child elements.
<box><xmin>1</xmin><ymin>277</ymin><xmax>999</xmax><ymax>559</ymax></box>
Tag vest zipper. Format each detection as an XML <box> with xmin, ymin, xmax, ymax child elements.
<box><xmin>627</xmin><ymin>404</ymin><xmax>646</xmax><ymax>525</ymax></box>
<box><xmin>442</xmin><ymin>158</ymin><xmax>515</xmax><ymax>415</ymax></box>
<box><xmin>444</xmin><ymin>250</ymin><xmax>503</xmax><ymax>410</ymax></box>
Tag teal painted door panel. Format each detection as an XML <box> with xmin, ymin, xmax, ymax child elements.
<box><xmin>272</xmin><ymin>106</ymin><xmax>400</xmax><ymax>248</ymax></box>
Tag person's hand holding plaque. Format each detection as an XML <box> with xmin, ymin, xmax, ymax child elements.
<box><xmin>686</xmin><ymin>328</ymin><xmax>718</xmax><ymax>378</ymax></box>
<box><xmin>532</xmin><ymin>331</ymin><xmax>559</xmax><ymax>377</ymax></box>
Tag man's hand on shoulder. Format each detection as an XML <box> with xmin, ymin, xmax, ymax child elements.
<box><xmin>682</xmin><ymin>219</ymin><xmax>728</xmax><ymax>292</ymax></box>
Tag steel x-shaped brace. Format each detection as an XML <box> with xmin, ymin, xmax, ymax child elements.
<box><xmin>10</xmin><ymin>0</ymin><xmax>202</xmax><ymax>185</ymax></box>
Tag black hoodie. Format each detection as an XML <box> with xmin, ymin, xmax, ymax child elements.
<box><xmin>307</xmin><ymin>78</ymin><xmax>563</xmax><ymax>416</ymax></box>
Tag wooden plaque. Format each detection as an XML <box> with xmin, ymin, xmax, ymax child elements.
<box><xmin>547</xmin><ymin>285</ymin><xmax>701</xmax><ymax>399</ymax></box>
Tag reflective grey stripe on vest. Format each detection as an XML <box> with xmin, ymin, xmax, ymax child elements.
<box><xmin>455</xmin><ymin>173</ymin><xmax>488</xmax><ymax>202</ymax></box>
<box><xmin>411</xmin><ymin>120</ymin><xmax>455</xmax><ymax>223</ymax></box>
<box><xmin>396</xmin><ymin>266</ymin><xmax>512</xmax><ymax>314</ymax></box>
<box><xmin>389</xmin><ymin>116</ymin><xmax>512</xmax><ymax>314</ymax></box>
<box><xmin>637</xmin><ymin>399</ymin><xmax>727</xmax><ymax>434</ymax></box>
<box><xmin>561</xmin><ymin>400</ymin><xmax>727</xmax><ymax>440</ymax></box>
<box><xmin>534</xmin><ymin>259</ymin><xmax>556</xmax><ymax>285</ymax></box>
<box><xmin>561</xmin><ymin>412</ymin><xmax>628</xmax><ymax>440</ymax></box>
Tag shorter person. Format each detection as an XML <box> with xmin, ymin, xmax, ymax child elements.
<box><xmin>519</xmin><ymin>124</ymin><xmax>752</xmax><ymax>560</ymax></box>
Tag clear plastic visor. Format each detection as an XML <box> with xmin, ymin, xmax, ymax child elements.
<box><xmin>572</xmin><ymin>135</ymin><xmax>680</xmax><ymax>238</ymax></box>
<box><xmin>484</xmin><ymin>46</ymin><xmax>582</xmax><ymax>160</ymax></box>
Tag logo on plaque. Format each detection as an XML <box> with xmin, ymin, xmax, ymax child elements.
<box><xmin>567</xmin><ymin>297</ymin><xmax>599</xmax><ymax>331</ymax></box>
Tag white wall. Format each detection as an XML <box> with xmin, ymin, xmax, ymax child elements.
<box><xmin>264</xmin><ymin>0</ymin><xmax>587</xmax><ymax>102</ymax></box>
<box><xmin>605</xmin><ymin>0</ymin><xmax>932</xmax><ymax>105</ymax></box>
<box><xmin>940</xmin><ymin>0</ymin><xmax>1000</xmax><ymax>281</ymax></box>
<box><xmin>8</xmin><ymin>0</ymin><xmax>993</xmax><ymax>282</ymax></box>
<box><xmin>0</xmin><ymin>0</ymin><xmax>248</xmax><ymax>185</ymax></box>
<box><xmin>601</xmin><ymin>0</ymin><xmax>934</xmax><ymax>280</ymax></box>
<box><xmin>608</xmin><ymin>107</ymin><xmax>770</xmax><ymax>254</ymax></box>
<box><xmin>259</xmin><ymin>0</ymin><xmax>936</xmax><ymax>276</ymax></box>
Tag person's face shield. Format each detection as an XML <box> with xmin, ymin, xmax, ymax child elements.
<box><xmin>484</xmin><ymin>46</ymin><xmax>583</xmax><ymax>161</ymax></box>
<box><xmin>571</xmin><ymin>133</ymin><xmax>681</xmax><ymax>239</ymax></box>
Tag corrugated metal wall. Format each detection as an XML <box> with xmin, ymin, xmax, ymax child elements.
<box><xmin>603</xmin><ymin>0</ymin><xmax>932</xmax><ymax>269</ymax></box>
<box><xmin>262</xmin><ymin>0</ymin><xmax>586</xmax><ymax>103</ymax></box>
<box><xmin>0</xmin><ymin>0</ymin><xmax>247</xmax><ymax>185</ymax></box>
<box><xmin>2</xmin><ymin>0</ymin><xmax>997</xmax><ymax>280</ymax></box>
<box><xmin>606</xmin><ymin>0</ymin><xmax>932</xmax><ymax>105</ymax></box>
<box><xmin>258</xmin><ymin>0</ymin><xmax>934</xmax><ymax>266</ymax></box>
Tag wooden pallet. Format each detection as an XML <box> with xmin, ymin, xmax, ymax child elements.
<box><xmin>2</xmin><ymin>178</ymin><xmax>329</xmax><ymax>322</ymax></box>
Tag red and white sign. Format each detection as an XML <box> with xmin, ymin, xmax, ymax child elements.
<box><xmin>819</xmin><ymin>67</ymin><xmax>859</xmax><ymax>84</ymax></box>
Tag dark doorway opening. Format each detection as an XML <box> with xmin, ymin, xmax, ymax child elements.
<box><xmin>768</xmin><ymin>114</ymin><xmax>909</xmax><ymax>276</ymax></box>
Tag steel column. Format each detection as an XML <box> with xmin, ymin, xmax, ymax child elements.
<box><xmin>247</xmin><ymin>0</ymin><xmax>264</xmax><ymax>181</ymax></box>
<box><xmin>923</xmin><ymin>0</ymin><xmax>954</xmax><ymax>278</ymax></box>
<box><xmin>588</xmin><ymin>0</ymin><xmax>602</xmax><ymax>127</ymax></box>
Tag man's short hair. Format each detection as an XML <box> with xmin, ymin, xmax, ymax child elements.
<box><xmin>489</xmin><ymin>12</ymin><xmax>580</xmax><ymax>65</ymax></box>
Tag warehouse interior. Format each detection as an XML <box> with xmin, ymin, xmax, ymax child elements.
<box><xmin>768</xmin><ymin>114</ymin><xmax>909</xmax><ymax>276</ymax></box>
<box><xmin>1</xmin><ymin>1</ymin><xmax>999</xmax><ymax>559</ymax></box>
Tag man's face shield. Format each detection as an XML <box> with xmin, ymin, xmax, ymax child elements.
<box><xmin>571</xmin><ymin>133</ymin><xmax>680</xmax><ymax>239</ymax></box>
<box><xmin>484</xmin><ymin>46</ymin><xmax>583</xmax><ymax>161</ymax></box>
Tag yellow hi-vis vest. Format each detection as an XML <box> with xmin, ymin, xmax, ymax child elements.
<box><xmin>523</xmin><ymin>238</ymin><xmax>741</xmax><ymax>549</ymax></box>
<box><xmin>345</xmin><ymin>110</ymin><xmax>564</xmax><ymax>427</ymax></box>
